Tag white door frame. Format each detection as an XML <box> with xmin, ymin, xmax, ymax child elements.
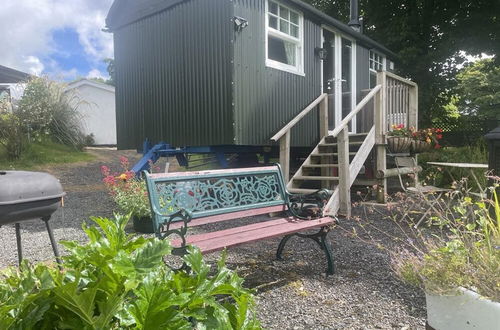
<box><xmin>321</xmin><ymin>26</ymin><xmax>357</xmax><ymax>133</ymax></box>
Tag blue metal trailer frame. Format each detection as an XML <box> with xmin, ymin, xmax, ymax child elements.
<box><xmin>131</xmin><ymin>140</ymin><xmax>276</xmax><ymax>174</ymax></box>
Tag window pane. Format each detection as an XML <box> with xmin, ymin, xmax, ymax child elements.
<box><xmin>290</xmin><ymin>24</ymin><xmax>298</xmax><ymax>38</ymax></box>
<box><xmin>279</xmin><ymin>19</ymin><xmax>289</xmax><ymax>34</ymax></box>
<box><xmin>268</xmin><ymin>35</ymin><xmax>296</xmax><ymax>66</ymax></box>
<box><xmin>269</xmin><ymin>15</ymin><xmax>278</xmax><ymax>29</ymax></box>
<box><xmin>269</xmin><ymin>1</ymin><xmax>278</xmax><ymax>14</ymax></box>
<box><xmin>279</xmin><ymin>6</ymin><xmax>289</xmax><ymax>20</ymax></box>
<box><xmin>290</xmin><ymin>11</ymin><xmax>299</xmax><ymax>24</ymax></box>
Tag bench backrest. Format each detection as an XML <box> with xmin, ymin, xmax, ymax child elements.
<box><xmin>145</xmin><ymin>165</ymin><xmax>288</xmax><ymax>228</ymax></box>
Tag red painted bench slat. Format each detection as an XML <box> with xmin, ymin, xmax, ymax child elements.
<box><xmin>167</xmin><ymin>205</ymin><xmax>287</xmax><ymax>230</ymax></box>
<box><xmin>171</xmin><ymin>217</ymin><xmax>334</xmax><ymax>253</ymax></box>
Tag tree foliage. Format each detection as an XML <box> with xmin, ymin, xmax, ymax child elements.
<box><xmin>455</xmin><ymin>59</ymin><xmax>500</xmax><ymax>119</ymax></box>
<box><xmin>304</xmin><ymin>0</ymin><xmax>499</xmax><ymax>125</ymax></box>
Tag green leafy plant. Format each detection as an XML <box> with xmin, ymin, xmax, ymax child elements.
<box><xmin>0</xmin><ymin>214</ymin><xmax>261</xmax><ymax>329</ymax></box>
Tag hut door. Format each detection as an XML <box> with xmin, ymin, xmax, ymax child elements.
<box><xmin>322</xmin><ymin>29</ymin><xmax>356</xmax><ymax>133</ymax></box>
<box><xmin>322</xmin><ymin>30</ymin><xmax>337</xmax><ymax>130</ymax></box>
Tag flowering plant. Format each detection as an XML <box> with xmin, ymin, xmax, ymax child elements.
<box><xmin>387</xmin><ymin>124</ymin><xmax>413</xmax><ymax>137</ymax></box>
<box><xmin>101</xmin><ymin>156</ymin><xmax>151</xmax><ymax>218</ymax></box>
<box><xmin>412</xmin><ymin>127</ymin><xmax>443</xmax><ymax>149</ymax></box>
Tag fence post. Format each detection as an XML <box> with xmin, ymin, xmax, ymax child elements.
<box><xmin>279</xmin><ymin>131</ymin><xmax>291</xmax><ymax>183</ymax></box>
<box><xmin>375</xmin><ymin>72</ymin><xmax>387</xmax><ymax>203</ymax></box>
<box><xmin>338</xmin><ymin>127</ymin><xmax>351</xmax><ymax>217</ymax></box>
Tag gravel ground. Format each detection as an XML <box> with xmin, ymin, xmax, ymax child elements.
<box><xmin>0</xmin><ymin>149</ymin><xmax>426</xmax><ymax>329</ymax></box>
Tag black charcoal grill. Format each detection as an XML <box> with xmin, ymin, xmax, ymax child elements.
<box><xmin>0</xmin><ymin>171</ymin><xmax>65</xmax><ymax>265</ymax></box>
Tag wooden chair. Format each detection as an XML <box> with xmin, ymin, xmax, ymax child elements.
<box><xmin>394</xmin><ymin>156</ymin><xmax>450</xmax><ymax>227</ymax></box>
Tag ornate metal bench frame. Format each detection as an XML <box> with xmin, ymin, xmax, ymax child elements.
<box><xmin>144</xmin><ymin>164</ymin><xmax>336</xmax><ymax>274</ymax></box>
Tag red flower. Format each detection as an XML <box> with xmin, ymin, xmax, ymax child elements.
<box><xmin>120</xmin><ymin>156</ymin><xmax>129</xmax><ymax>169</ymax></box>
<box><xmin>436</xmin><ymin>134</ymin><xmax>443</xmax><ymax>139</ymax></box>
<box><xmin>188</xmin><ymin>191</ymin><xmax>194</xmax><ymax>196</ymax></box>
<box><xmin>434</xmin><ymin>144</ymin><xmax>441</xmax><ymax>149</ymax></box>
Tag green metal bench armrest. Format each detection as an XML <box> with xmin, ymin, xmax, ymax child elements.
<box><xmin>286</xmin><ymin>189</ymin><xmax>331</xmax><ymax>220</ymax></box>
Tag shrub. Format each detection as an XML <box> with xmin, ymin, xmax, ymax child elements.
<box><xmin>357</xmin><ymin>178</ymin><xmax>499</xmax><ymax>302</ymax></box>
<box><xmin>0</xmin><ymin>214</ymin><xmax>261</xmax><ymax>329</ymax></box>
<box><xmin>17</xmin><ymin>76</ymin><xmax>85</xmax><ymax>149</ymax></box>
<box><xmin>0</xmin><ymin>112</ymin><xmax>25</xmax><ymax>160</ymax></box>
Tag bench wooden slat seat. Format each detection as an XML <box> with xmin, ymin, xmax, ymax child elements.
<box><xmin>171</xmin><ymin>216</ymin><xmax>335</xmax><ymax>253</ymax></box>
<box><xmin>145</xmin><ymin>164</ymin><xmax>336</xmax><ymax>274</ymax></box>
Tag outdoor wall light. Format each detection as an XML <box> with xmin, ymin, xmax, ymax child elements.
<box><xmin>315</xmin><ymin>47</ymin><xmax>328</xmax><ymax>60</ymax></box>
<box><xmin>234</xmin><ymin>16</ymin><xmax>249</xmax><ymax>31</ymax></box>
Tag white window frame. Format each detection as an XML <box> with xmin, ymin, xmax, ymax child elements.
<box><xmin>369</xmin><ymin>50</ymin><xmax>385</xmax><ymax>88</ymax></box>
<box><xmin>265</xmin><ymin>0</ymin><xmax>304</xmax><ymax>76</ymax></box>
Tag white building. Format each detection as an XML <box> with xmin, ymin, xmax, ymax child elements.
<box><xmin>65</xmin><ymin>79</ymin><xmax>116</xmax><ymax>145</ymax></box>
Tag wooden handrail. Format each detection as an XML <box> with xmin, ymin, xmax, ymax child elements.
<box><xmin>271</xmin><ymin>93</ymin><xmax>327</xmax><ymax>141</ymax></box>
<box><xmin>329</xmin><ymin>84</ymin><xmax>381</xmax><ymax>138</ymax></box>
<box><xmin>385</xmin><ymin>71</ymin><xmax>417</xmax><ymax>87</ymax></box>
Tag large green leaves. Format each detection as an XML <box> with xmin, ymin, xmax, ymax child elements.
<box><xmin>0</xmin><ymin>214</ymin><xmax>261</xmax><ymax>329</ymax></box>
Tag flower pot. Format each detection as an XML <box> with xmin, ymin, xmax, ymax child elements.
<box><xmin>387</xmin><ymin>136</ymin><xmax>412</xmax><ymax>153</ymax></box>
<box><xmin>425</xmin><ymin>287</ymin><xmax>500</xmax><ymax>330</ymax></box>
<box><xmin>132</xmin><ymin>215</ymin><xmax>155</xmax><ymax>233</ymax></box>
<box><xmin>411</xmin><ymin>140</ymin><xmax>432</xmax><ymax>153</ymax></box>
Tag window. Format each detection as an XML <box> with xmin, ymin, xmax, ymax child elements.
<box><xmin>369</xmin><ymin>50</ymin><xmax>385</xmax><ymax>88</ymax></box>
<box><xmin>266</xmin><ymin>0</ymin><xmax>304</xmax><ymax>75</ymax></box>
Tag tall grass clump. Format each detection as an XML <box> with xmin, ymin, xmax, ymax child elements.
<box><xmin>17</xmin><ymin>76</ymin><xmax>85</xmax><ymax>149</ymax></box>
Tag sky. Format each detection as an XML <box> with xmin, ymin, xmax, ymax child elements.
<box><xmin>0</xmin><ymin>0</ymin><xmax>114</xmax><ymax>81</ymax></box>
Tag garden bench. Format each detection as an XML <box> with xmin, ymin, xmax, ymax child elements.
<box><xmin>144</xmin><ymin>165</ymin><xmax>336</xmax><ymax>274</ymax></box>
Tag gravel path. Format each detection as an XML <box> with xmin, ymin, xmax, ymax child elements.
<box><xmin>0</xmin><ymin>149</ymin><xmax>426</xmax><ymax>329</ymax></box>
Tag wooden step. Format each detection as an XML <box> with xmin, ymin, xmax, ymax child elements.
<box><xmin>319</xmin><ymin>141</ymin><xmax>363</xmax><ymax>147</ymax></box>
<box><xmin>311</xmin><ymin>152</ymin><xmax>357</xmax><ymax>157</ymax></box>
<box><xmin>303</xmin><ymin>164</ymin><xmax>338</xmax><ymax>168</ymax></box>
<box><xmin>287</xmin><ymin>187</ymin><xmax>323</xmax><ymax>194</ymax></box>
<box><xmin>295</xmin><ymin>175</ymin><xmax>339</xmax><ymax>181</ymax></box>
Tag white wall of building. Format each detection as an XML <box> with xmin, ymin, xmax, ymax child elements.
<box><xmin>66</xmin><ymin>80</ymin><xmax>116</xmax><ymax>145</ymax></box>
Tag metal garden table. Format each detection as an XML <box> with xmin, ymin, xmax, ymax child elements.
<box><xmin>426</xmin><ymin>162</ymin><xmax>489</xmax><ymax>196</ymax></box>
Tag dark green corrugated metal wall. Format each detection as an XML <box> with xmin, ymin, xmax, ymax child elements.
<box><xmin>114</xmin><ymin>0</ymin><xmax>234</xmax><ymax>150</ymax></box>
<box><xmin>233</xmin><ymin>0</ymin><xmax>322</xmax><ymax>147</ymax></box>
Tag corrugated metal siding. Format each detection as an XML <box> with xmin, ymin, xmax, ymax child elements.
<box><xmin>114</xmin><ymin>0</ymin><xmax>234</xmax><ymax>150</ymax></box>
<box><xmin>233</xmin><ymin>0</ymin><xmax>322</xmax><ymax>147</ymax></box>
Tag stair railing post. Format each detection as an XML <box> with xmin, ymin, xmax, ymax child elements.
<box><xmin>408</xmin><ymin>84</ymin><xmax>418</xmax><ymax>130</ymax></box>
<box><xmin>319</xmin><ymin>94</ymin><xmax>328</xmax><ymax>138</ymax></box>
<box><xmin>319</xmin><ymin>94</ymin><xmax>332</xmax><ymax>186</ymax></box>
<box><xmin>279</xmin><ymin>131</ymin><xmax>291</xmax><ymax>183</ymax></box>
<box><xmin>375</xmin><ymin>72</ymin><xmax>387</xmax><ymax>203</ymax></box>
<box><xmin>338</xmin><ymin>127</ymin><xmax>351</xmax><ymax>217</ymax></box>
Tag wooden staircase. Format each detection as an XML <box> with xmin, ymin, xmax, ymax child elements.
<box><xmin>287</xmin><ymin>133</ymin><xmax>367</xmax><ymax>194</ymax></box>
<box><xmin>271</xmin><ymin>71</ymin><xmax>418</xmax><ymax>218</ymax></box>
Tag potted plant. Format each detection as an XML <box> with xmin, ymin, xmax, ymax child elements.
<box><xmin>101</xmin><ymin>157</ymin><xmax>155</xmax><ymax>233</ymax></box>
<box><xmin>410</xmin><ymin>127</ymin><xmax>443</xmax><ymax>153</ymax></box>
<box><xmin>391</xmin><ymin>179</ymin><xmax>500</xmax><ymax>329</ymax></box>
<box><xmin>387</xmin><ymin>124</ymin><xmax>413</xmax><ymax>153</ymax></box>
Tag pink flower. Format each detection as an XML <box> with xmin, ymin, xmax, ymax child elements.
<box><xmin>120</xmin><ymin>156</ymin><xmax>129</xmax><ymax>170</ymax></box>
<box><xmin>101</xmin><ymin>165</ymin><xmax>110</xmax><ymax>177</ymax></box>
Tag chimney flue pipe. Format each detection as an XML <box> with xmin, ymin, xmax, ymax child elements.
<box><xmin>348</xmin><ymin>0</ymin><xmax>361</xmax><ymax>32</ymax></box>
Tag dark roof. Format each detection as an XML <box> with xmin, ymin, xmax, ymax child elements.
<box><xmin>105</xmin><ymin>0</ymin><xmax>397</xmax><ymax>58</ymax></box>
<box><xmin>0</xmin><ymin>65</ymin><xmax>31</xmax><ymax>84</ymax></box>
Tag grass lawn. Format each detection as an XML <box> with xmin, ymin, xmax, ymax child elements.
<box><xmin>0</xmin><ymin>140</ymin><xmax>94</xmax><ymax>170</ymax></box>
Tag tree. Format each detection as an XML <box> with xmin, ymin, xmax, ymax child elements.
<box><xmin>455</xmin><ymin>59</ymin><xmax>500</xmax><ymax>119</ymax></box>
<box><xmin>304</xmin><ymin>0</ymin><xmax>499</xmax><ymax>125</ymax></box>
<box><xmin>104</xmin><ymin>58</ymin><xmax>115</xmax><ymax>86</ymax></box>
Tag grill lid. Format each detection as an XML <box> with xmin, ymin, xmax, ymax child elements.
<box><xmin>0</xmin><ymin>171</ymin><xmax>65</xmax><ymax>205</ymax></box>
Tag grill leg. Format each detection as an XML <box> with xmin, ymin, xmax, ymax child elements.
<box><xmin>42</xmin><ymin>217</ymin><xmax>61</xmax><ymax>265</ymax></box>
<box><xmin>15</xmin><ymin>223</ymin><xmax>23</xmax><ymax>266</ymax></box>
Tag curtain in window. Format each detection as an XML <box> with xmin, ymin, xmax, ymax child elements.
<box><xmin>284</xmin><ymin>42</ymin><xmax>296</xmax><ymax>66</ymax></box>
